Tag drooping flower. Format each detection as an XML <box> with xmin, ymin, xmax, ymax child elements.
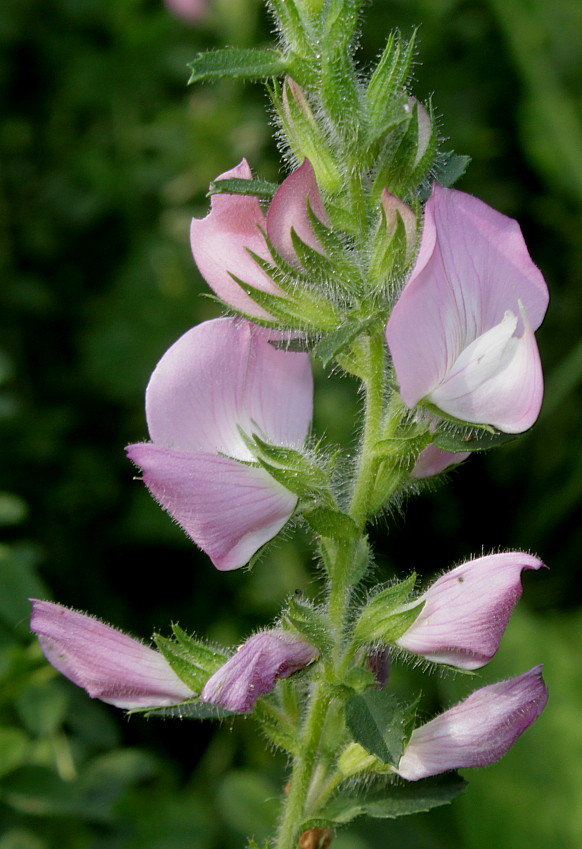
<box><xmin>190</xmin><ymin>158</ymin><xmax>328</xmax><ymax>319</ymax></box>
<box><xmin>410</xmin><ymin>444</ymin><xmax>470</xmax><ymax>479</ymax></box>
<box><xmin>126</xmin><ymin>318</ymin><xmax>313</xmax><ymax>571</ymax></box>
<box><xmin>386</xmin><ymin>185</ymin><xmax>549</xmax><ymax>433</ymax></box>
<box><xmin>30</xmin><ymin>600</ymin><xmax>194</xmax><ymax>709</ymax></box>
<box><xmin>396</xmin><ymin>552</ymin><xmax>544</xmax><ymax>669</ymax></box>
<box><xmin>200</xmin><ymin>630</ymin><xmax>317</xmax><ymax>713</ymax></box>
<box><xmin>395</xmin><ymin>666</ymin><xmax>548</xmax><ymax>781</ymax></box>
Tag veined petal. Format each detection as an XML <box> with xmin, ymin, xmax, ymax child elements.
<box><xmin>125</xmin><ymin>445</ymin><xmax>298</xmax><ymax>571</ymax></box>
<box><xmin>266</xmin><ymin>159</ymin><xmax>329</xmax><ymax>265</ymax></box>
<box><xmin>190</xmin><ymin>159</ymin><xmax>281</xmax><ymax>319</ymax></box>
<box><xmin>396</xmin><ymin>552</ymin><xmax>544</xmax><ymax>669</ymax></box>
<box><xmin>396</xmin><ymin>666</ymin><xmax>548</xmax><ymax>780</ymax></box>
<box><xmin>410</xmin><ymin>444</ymin><xmax>470</xmax><ymax>479</ymax></box>
<box><xmin>30</xmin><ymin>600</ymin><xmax>194</xmax><ymax>709</ymax></box>
<box><xmin>200</xmin><ymin>630</ymin><xmax>317</xmax><ymax>713</ymax></box>
<box><xmin>386</xmin><ymin>185</ymin><xmax>549</xmax><ymax>431</ymax></box>
<box><xmin>143</xmin><ymin>318</ymin><xmax>313</xmax><ymax>459</ymax></box>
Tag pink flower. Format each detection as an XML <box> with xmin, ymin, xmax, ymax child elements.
<box><xmin>163</xmin><ymin>0</ymin><xmax>208</xmax><ymax>23</ymax></box>
<box><xmin>396</xmin><ymin>666</ymin><xmax>548</xmax><ymax>780</ymax></box>
<box><xmin>126</xmin><ymin>318</ymin><xmax>313</xmax><ymax>571</ymax></box>
<box><xmin>386</xmin><ymin>186</ymin><xmax>549</xmax><ymax>433</ymax></box>
<box><xmin>190</xmin><ymin>159</ymin><xmax>327</xmax><ymax>319</ymax></box>
<box><xmin>200</xmin><ymin>631</ymin><xmax>317</xmax><ymax>713</ymax></box>
<box><xmin>396</xmin><ymin>552</ymin><xmax>544</xmax><ymax>670</ymax></box>
<box><xmin>30</xmin><ymin>600</ymin><xmax>194</xmax><ymax>709</ymax></box>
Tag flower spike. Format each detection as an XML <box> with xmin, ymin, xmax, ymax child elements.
<box><xmin>126</xmin><ymin>318</ymin><xmax>313</xmax><ymax>571</ymax></box>
<box><xmin>386</xmin><ymin>185</ymin><xmax>549</xmax><ymax>433</ymax></box>
<box><xmin>30</xmin><ymin>600</ymin><xmax>194</xmax><ymax>710</ymax></box>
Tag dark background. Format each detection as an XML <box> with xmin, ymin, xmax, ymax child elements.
<box><xmin>1</xmin><ymin>0</ymin><xmax>581</xmax><ymax>846</ymax></box>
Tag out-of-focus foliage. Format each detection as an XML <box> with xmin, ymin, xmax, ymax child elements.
<box><xmin>1</xmin><ymin>0</ymin><xmax>581</xmax><ymax>846</ymax></box>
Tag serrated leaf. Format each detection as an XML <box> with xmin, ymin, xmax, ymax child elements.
<box><xmin>432</xmin><ymin>425</ymin><xmax>518</xmax><ymax>453</ymax></box>
<box><xmin>188</xmin><ymin>48</ymin><xmax>287</xmax><ymax>84</ymax></box>
<box><xmin>208</xmin><ymin>178</ymin><xmax>278</xmax><ymax>199</ymax></box>
<box><xmin>345</xmin><ymin>690</ymin><xmax>407</xmax><ymax>765</ymax></box>
<box><xmin>433</xmin><ymin>151</ymin><xmax>471</xmax><ymax>188</ymax></box>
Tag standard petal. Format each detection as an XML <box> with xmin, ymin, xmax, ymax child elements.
<box><xmin>144</xmin><ymin>318</ymin><xmax>313</xmax><ymax>458</ymax></box>
<box><xmin>266</xmin><ymin>159</ymin><xmax>329</xmax><ymax>265</ymax></box>
<box><xmin>125</xmin><ymin>445</ymin><xmax>298</xmax><ymax>571</ymax></box>
<box><xmin>200</xmin><ymin>630</ymin><xmax>317</xmax><ymax>713</ymax></box>
<box><xmin>190</xmin><ymin>159</ymin><xmax>282</xmax><ymax>318</ymax></box>
<box><xmin>30</xmin><ymin>600</ymin><xmax>194</xmax><ymax>709</ymax></box>
<box><xmin>410</xmin><ymin>444</ymin><xmax>470</xmax><ymax>479</ymax></box>
<box><xmin>396</xmin><ymin>552</ymin><xmax>544</xmax><ymax>669</ymax></box>
<box><xmin>386</xmin><ymin>185</ymin><xmax>549</xmax><ymax>415</ymax></box>
<box><xmin>396</xmin><ymin>666</ymin><xmax>548</xmax><ymax>780</ymax></box>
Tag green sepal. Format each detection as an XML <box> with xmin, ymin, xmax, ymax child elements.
<box><xmin>372</xmin><ymin>100</ymin><xmax>437</xmax><ymax>199</ymax></box>
<box><xmin>188</xmin><ymin>48</ymin><xmax>288</xmax><ymax>84</ymax></box>
<box><xmin>208</xmin><ymin>178</ymin><xmax>278</xmax><ymax>199</ymax></box>
<box><xmin>368</xmin><ymin>205</ymin><xmax>413</xmax><ymax>287</ymax></box>
<box><xmin>268</xmin><ymin>0</ymin><xmax>315</xmax><ymax>59</ymax></box>
<box><xmin>253</xmin><ymin>702</ymin><xmax>300</xmax><ymax>755</ymax></box>
<box><xmin>154</xmin><ymin>626</ymin><xmax>227</xmax><ymax>693</ymax></box>
<box><xmin>353</xmin><ymin>574</ymin><xmax>422</xmax><ymax>643</ymax></box>
<box><xmin>365</xmin><ymin>32</ymin><xmax>417</xmax><ymax>145</ymax></box>
<box><xmin>305</xmin><ymin>206</ymin><xmax>364</xmax><ymax>291</ymax></box>
<box><xmin>227</xmin><ymin>273</ymin><xmax>336</xmax><ymax>331</ymax></box>
<box><xmin>432</xmin><ymin>424</ymin><xmax>518</xmax><ymax>453</ymax></box>
<box><xmin>303</xmin><ymin>774</ymin><xmax>467</xmax><ymax>828</ymax></box>
<box><xmin>282</xmin><ymin>595</ymin><xmax>332</xmax><ymax>655</ymax></box>
<box><xmin>345</xmin><ymin>689</ymin><xmax>408</xmax><ymax>765</ymax></box>
<box><xmin>240</xmin><ymin>431</ymin><xmax>334</xmax><ymax>503</ymax></box>
<box><xmin>432</xmin><ymin>151</ymin><xmax>472</xmax><ymax>188</ymax></box>
<box><xmin>302</xmin><ymin>505</ymin><xmax>359</xmax><ymax>541</ymax></box>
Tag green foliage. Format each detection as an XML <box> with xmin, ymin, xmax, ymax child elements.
<box><xmin>345</xmin><ymin>690</ymin><xmax>408</xmax><ymax>765</ymax></box>
<box><xmin>188</xmin><ymin>48</ymin><xmax>288</xmax><ymax>83</ymax></box>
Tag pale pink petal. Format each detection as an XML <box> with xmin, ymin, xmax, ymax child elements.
<box><xmin>410</xmin><ymin>444</ymin><xmax>470</xmax><ymax>479</ymax></box>
<box><xmin>396</xmin><ymin>552</ymin><xmax>544</xmax><ymax>669</ymax></box>
<box><xmin>266</xmin><ymin>159</ymin><xmax>329</xmax><ymax>265</ymax></box>
<box><xmin>200</xmin><ymin>631</ymin><xmax>317</xmax><ymax>712</ymax></box>
<box><xmin>190</xmin><ymin>159</ymin><xmax>282</xmax><ymax>319</ymax></box>
<box><xmin>30</xmin><ymin>600</ymin><xmax>194</xmax><ymax>709</ymax></box>
<box><xmin>396</xmin><ymin>666</ymin><xmax>548</xmax><ymax>780</ymax></box>
<box><xmin>125</xmin><ymin>445</ymin><xmax>298</xmax><ymax>571</ymax></box>
<box><xmin>143</xmin><ymin>318</ymin><xmax>313</xmax><ymax>459</ymax></box>
<box><xmin>386</xmin><ymin>185</ymin><xmax>549</xmax><ymax>433</ymax></box>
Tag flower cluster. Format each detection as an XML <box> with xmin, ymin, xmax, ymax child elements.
<box><xmin>30</xmin><ymin>149</ymin><xmax>549</xmax><ymax>793</ymax></box>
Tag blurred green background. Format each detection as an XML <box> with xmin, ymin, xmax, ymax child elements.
<box><xmin>1</xmin><ymin>0</ymin><xmax>581</xmax><ymax>846</ymax></box>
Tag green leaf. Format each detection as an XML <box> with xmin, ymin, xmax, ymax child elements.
<box><xmin>353</xmin><ymin>575</ymin><xmax>424</xmax><ymax>643</ymax></box>
<box><xmin>154</xmin><ymin>627</ymin><xmax>226</xmax><ymax>693</ymax></box>
<box><xmin>345</xmin><ymin>690</ymin><xmax>407</xmax><ymax>765</ymax></box>
<box><xmin>188</xmin><ymin>49</ymin><xmax>288</xmax><ymax>84</ymax></box>
<box><xmin>432</xmin><ymin>151</ymin><xmax>471</xmax><ymax>188</ymax></box>
<box><xmin>0</xmin><ymin>727</ymin><xmax>30</xmax><ymax>780</ymax></box>
<box><xmin>208</xmin><ymin>178</ymin><xmax>278</xmax><ymax>199</ymax></box>
<box><xmin>313</xmin><ymin>317</ymin><xmax>378</xmax><ymax>367</ymax></box>
<box><xmin>432</xmin><ymin>425</ymin><xmax>518</xmax><ymax>453</ymax></box>
<box><xmin>283</xmin><ymin>596</ymin><xmax>332</xmax><ymax>654</ymax></box>
<box><xmin>302</xmin><ymin>505</ymin><xmax>359</xmax><ymax>541</ymax></box>
<box><xmin>139</xmin><ymin>699</ymin><xmax>239</xmax><ymax>720</ymax></box>
<box><xmin>363</xmin><ymin>774</ymin><xmax>468</xmax><ymax>818</ymax></box>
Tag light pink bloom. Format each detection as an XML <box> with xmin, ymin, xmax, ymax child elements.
<box><xmin>163</xmin><ymin>0</ymin><xmax>208</xmax><ymax>23</ymax></box>
<box><xmin>126</xmin><ymin>318</ymin><xmax>313</xmax><ymax>571</ymax></box>
<box><xmin>396</xmin><ymin>666</ymin><xmax>548</xmax><ymax>780</ymax></box>
<box><xmin>386</xmin><ymin>185</ymin><xmax>549</xmax><ymax>433</ymax></box>
<box><xmin>190</xmin><ymin>159</ymin><xmax>327</xmax><ymax>319</ymax></box>
<box><xmin>200</xmin><ymin>630</ymin><xmax>317</xmax><ymax>713</ymax></box>
<box><xmin>396</xmin><ymin>552</ymin><xmax>544</xmax><ymax>669</ymax></box>
<box><xmin>30</xmin><ymin>600</ymin><xmax>194</xmax><ymax>709</ymax></box>
<box><xmin>410</xmin><ymin>444</ymin><xmax>470</xmax><ymax>479</ymax></box>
